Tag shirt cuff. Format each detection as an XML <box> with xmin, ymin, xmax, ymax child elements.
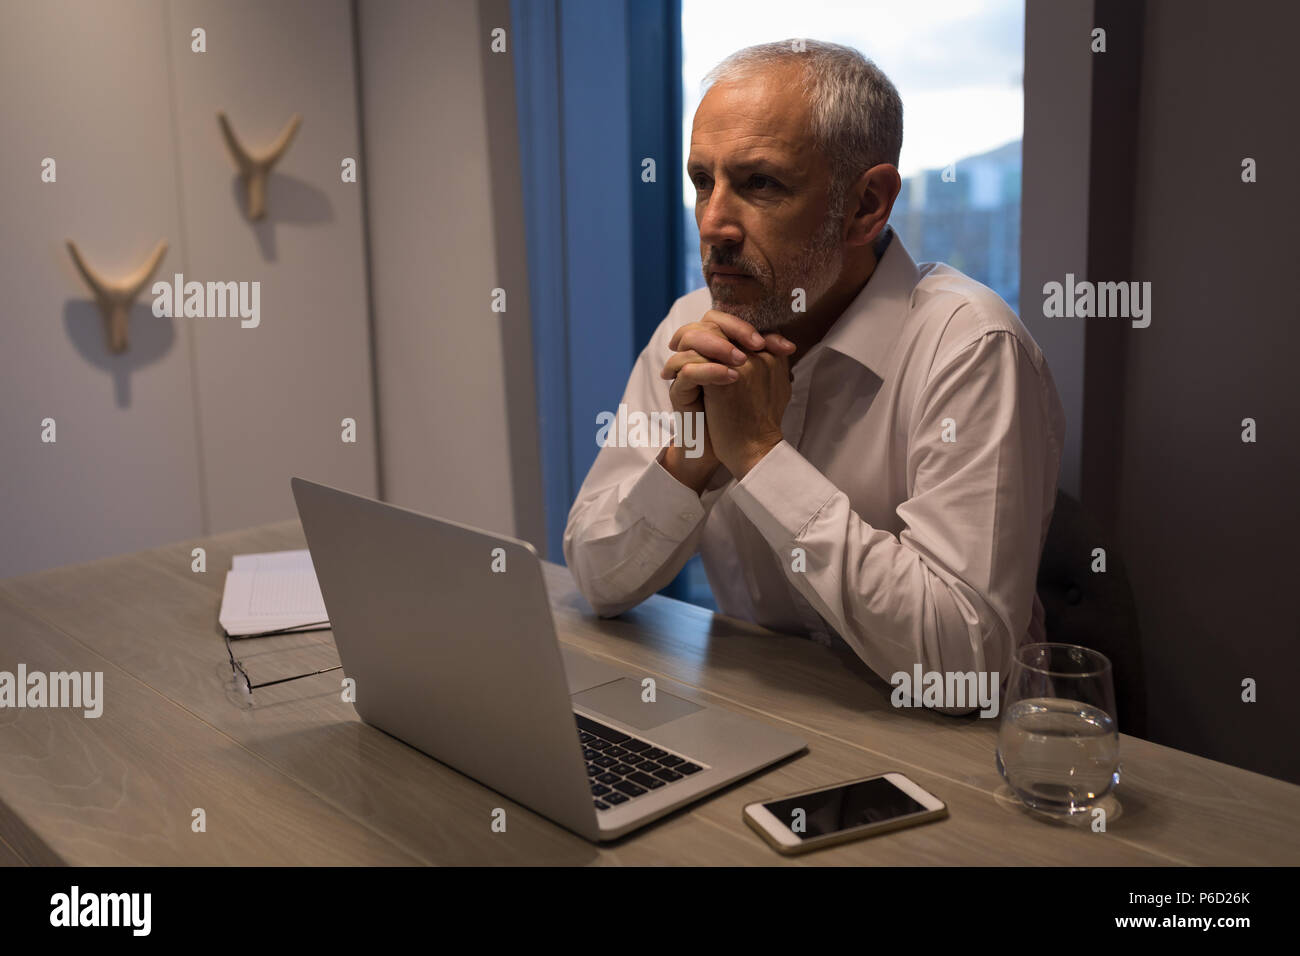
<box><xmin>729</xmin><ymin>440</ymin><xmax>838</xmax><ymax>548</ymax></box>
<box><xmin>624</xmin><ymin>448</ymin><xmax>709</xmax><ymax>539</ymax></box>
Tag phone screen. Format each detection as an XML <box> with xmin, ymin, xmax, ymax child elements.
<box><xmin>763</xmin><ymin>777</ymin><xmax>928</xmax><ymax>839</ymax></box>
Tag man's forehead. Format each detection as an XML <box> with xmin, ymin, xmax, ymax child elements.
<box><xmin>691</xmin><ymin>66</ymin><xmax>813</xmax><ymax>155</ymax></box>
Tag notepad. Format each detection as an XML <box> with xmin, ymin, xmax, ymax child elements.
<box><xmin>219</xmin><ymin>549</ymin><xmax>329</xmax><ymax>638</ymax></box>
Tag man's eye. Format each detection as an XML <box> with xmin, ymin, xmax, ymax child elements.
<box><xmin>749</xmin><ymin>175</ymin><xmax>776</xmax><ymax>190</ymax></box>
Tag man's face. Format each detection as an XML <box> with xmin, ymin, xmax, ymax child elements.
<box><xmin>688</xmin><ymin>64</ymin><xmax>844</xmax><ymax>331</ymax></box>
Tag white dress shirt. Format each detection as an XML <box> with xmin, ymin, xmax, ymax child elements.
<box><xmin>563</xmin><ymin>228</ymin><xmax>1066</xmax><ymax>686</ymax></box>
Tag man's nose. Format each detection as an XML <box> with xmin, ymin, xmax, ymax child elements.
<box><xmin>697</xmin><ymin>185</ymin><xmax>744</xmax><ymax>246</ymax></box>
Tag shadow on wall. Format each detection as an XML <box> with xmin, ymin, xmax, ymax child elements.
<box><xmin>228</xmin><ymin>172</ymin><xmax>333</xmax><ymax>261</ymax></box>
<box><xmin>62</xmin><ymin>300</ymin><xmax>176</xmax><ymax>408</ymax></box>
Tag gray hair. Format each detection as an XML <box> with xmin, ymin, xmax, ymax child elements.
<box><xmin>702</xmin><ymin>40</ymin><xmax>903</xmax><ymax>215</ymax></box>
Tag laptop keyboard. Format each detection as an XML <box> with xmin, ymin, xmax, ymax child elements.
<box><xmin>575</xmin><ymin>713</ymin><xmax>708</xmax><ymax>812</ymax></box>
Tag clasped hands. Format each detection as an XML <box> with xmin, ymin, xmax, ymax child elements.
<box><xmin>659</xmin><ymin>310</ymin><xmax>795</xmax><ymax>491</ymax></box>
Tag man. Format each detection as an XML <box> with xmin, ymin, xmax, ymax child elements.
<box><xmin>563</xmin><ymin>40</ymin><xmax>1065</xmax><ymax>702</ymax></box>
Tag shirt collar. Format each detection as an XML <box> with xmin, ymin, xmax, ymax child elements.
<box><xmin>817</xmin><ymin>225</ymin><xmax>921</xmax><ymax>379</ymax></box>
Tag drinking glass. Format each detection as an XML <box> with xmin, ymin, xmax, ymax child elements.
<box><xmin>996</xmin><ymin>643</ymin><xmax>1120</xmax><ymax>814</ymax></box>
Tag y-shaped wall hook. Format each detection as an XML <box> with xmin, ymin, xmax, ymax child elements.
<box><xmin>66</xmin><ymin>239</ymin><xmax>168</xmax><ymax>354</ymax></box>
<box><xmin>217</xmin><ymin>111</ymin><xmax>302</xmax><ymax>220</ymax></box>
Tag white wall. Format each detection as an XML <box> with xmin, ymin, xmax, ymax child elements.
<box><xmin>0</xmin><ymin>0</ymin><xmax>202</xmax><ymax>578</ymax></box>
<box><xmin>356</xmin><ymin>0</ymin><xmax>543</xmax><ymax>545</ymax></box>
<box><xmin>169</xmin><ymin>0</ymin><xmax>378</xmax><ymax>532</ymax></box>
<box><xmin>0</xmin><ymin>0</ymin><xmax>377</xmax><ymax>578</ymax></box>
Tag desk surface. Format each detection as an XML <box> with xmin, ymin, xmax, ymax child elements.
<box><xmin>2</xmin><ymin>519</ymin><xmax>1297</xmax><ymax>865</ymax></box>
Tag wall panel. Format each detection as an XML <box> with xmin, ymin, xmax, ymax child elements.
<box><xmin>168</xmin><ymin>0</ymin><xmax>377</xmax><ymax>532</ymax></box>
<box><xmin>0</xmin><ymin>0</ymin><xmax>203</xmax><ymax>578</ymax></box>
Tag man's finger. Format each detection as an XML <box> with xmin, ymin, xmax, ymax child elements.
<box><xmin>748</xmin><ymin>348</ymin><xmax>786</xmax><ymax>369</ymax></box>
<box><xmin>761</xmin><ymin>332</ymin><xmax>797</xmax><ymax>355</ymax></box>
<box><xmin>701</xmin><ymin>310</ymin><xmax>765</xmax><ymax>349</ymax></box>
<box><xmin>675</xmin><ymin>361</ymin><xmax>739</xmax><ymax>388</ymax></box>
<box><xmin>661</xmin><ymin>349</ymin><xmax>707</xmax><ymax>379</ymax></box>
<box><xmin>674</xmin><ymin>327</ymin><xmax>747</xmax><ymax>366</ymax></box>
<box><xmin>670</xmin><ymin>311</ymin><xmax>763</xmax><ymax>351</ymax></box>
<box><xmin>662</xmin><ymin>348</ymin><xmax>735</xmax><ymax>380</ymax></box>
<box><xmin>668</xmin><ymin>375</ymin><xmax>697</xmax><ymax>404</ymax></box>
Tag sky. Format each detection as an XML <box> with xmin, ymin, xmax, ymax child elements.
<box><xmin>680</xmin><ymin>0</ymin><xmax>1024</xmax><ymax>200</ymax></box>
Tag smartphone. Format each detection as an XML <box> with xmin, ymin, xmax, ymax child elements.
<box><xmin>743</xmin><ymin>772</ymin><xmax>947</xmax><ymax>854</ymax></box>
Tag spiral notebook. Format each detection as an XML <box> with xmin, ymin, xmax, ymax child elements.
<box><xmin>218</xmin><ymin>548</ymin><xmax>330</xmax><ymax>638</ymax></box>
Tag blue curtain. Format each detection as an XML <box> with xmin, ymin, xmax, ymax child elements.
<box><xmin>511</xmin><ymin>0</ymin><xmax>684</xmax><ymax>566</ymax></box>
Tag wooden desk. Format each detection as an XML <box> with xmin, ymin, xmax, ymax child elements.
<box><xmin>2</xmin><ymin>520</ymin><xmax>1296</xmax><ymax>865</ymax></box>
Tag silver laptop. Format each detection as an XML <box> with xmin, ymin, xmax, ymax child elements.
<box><xmin>291</xmin><ymin>477</ymin><xmax>805</xmax><ymax>842</ymax></box>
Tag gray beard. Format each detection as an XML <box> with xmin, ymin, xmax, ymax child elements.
<box><xmin>710</xmin><ymin>213</ymin><xmax>844</xmax><ymax>332</ymax></box>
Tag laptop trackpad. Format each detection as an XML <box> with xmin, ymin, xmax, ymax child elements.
<box><xmin>572</xmin><ymin>678</ymin><xmax>703</xmax><ymax>731</ymax></box>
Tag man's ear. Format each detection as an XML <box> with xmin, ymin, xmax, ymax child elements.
<box><xmin>844</xmin><ymin>164</ymin><xmax>902</xmax><ymax>247</ymax></box>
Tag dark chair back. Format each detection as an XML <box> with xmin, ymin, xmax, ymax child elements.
<box><xmin>1035</xmin><ymin>489</ymin><xmax>1147</xmax><ymax>739</ymax></box>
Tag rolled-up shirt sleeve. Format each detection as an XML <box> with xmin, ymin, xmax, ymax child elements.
<box><xmin>728</xmin><ymin>328</ymin><xmax>1055</xmax><ymax>683</ymax></box>
<box><xmin>562</xmin><ymin>316</ymin><xmax>722</xmax><ymax>617</ymax></box>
